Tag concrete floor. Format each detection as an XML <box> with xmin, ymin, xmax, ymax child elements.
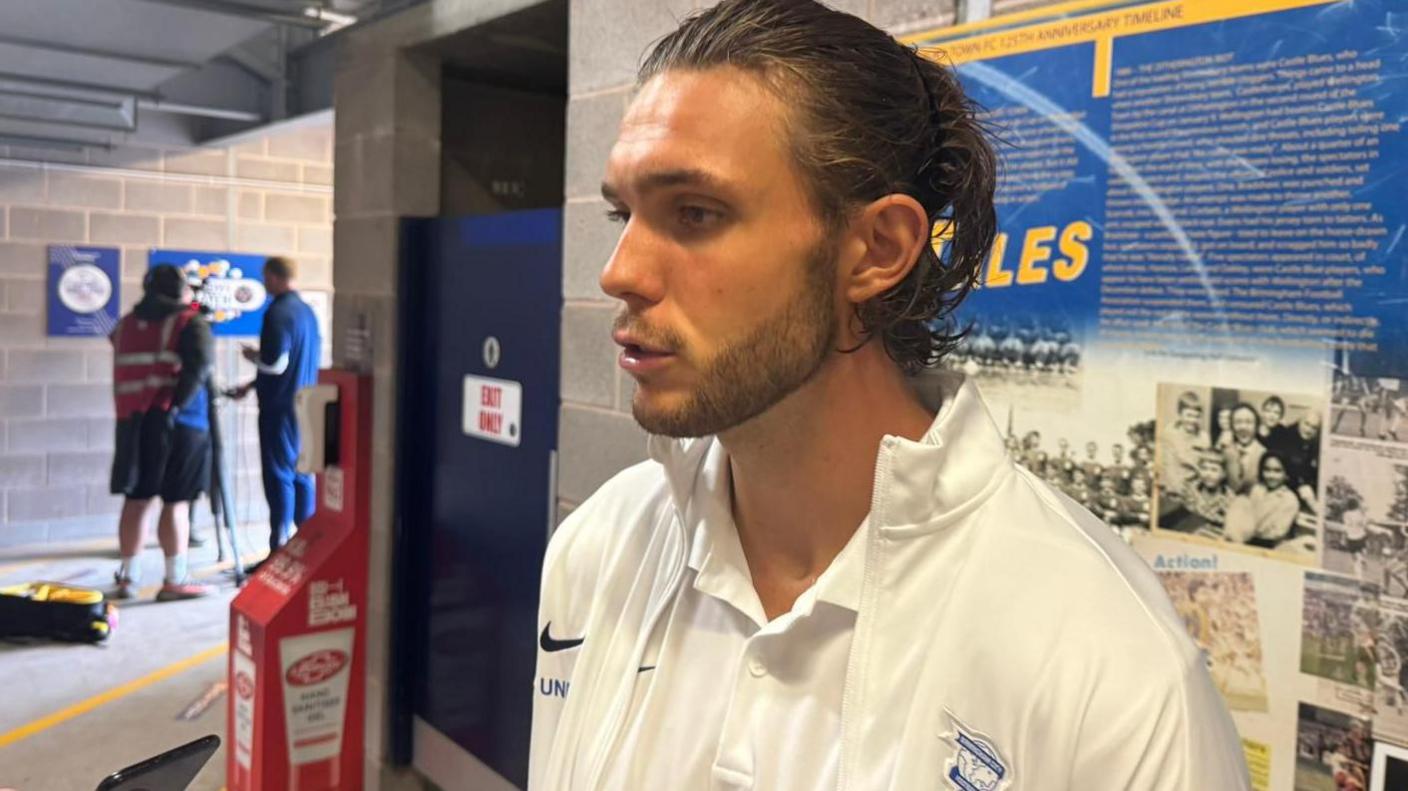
<box><xmin>0</xmin><ymin>528</ymin><xmax>267</xmax><ymax>791</ymax></box>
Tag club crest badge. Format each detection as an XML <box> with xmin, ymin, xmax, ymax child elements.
<box><xmin>941</xmin><ymin>710</ymin><xmax>1012</xmax><ymax>791</ymax></box>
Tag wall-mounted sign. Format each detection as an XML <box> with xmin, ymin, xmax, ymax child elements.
<box><xmin>148</xmin><ymin>249</ymin><xmax>270</xmax><ymax>337</ymax></box>
<box><xmin>462</xmin><ymin>374</ymin><xmax>522</xmax><ymax>447</ymax></box>
<box><xmin>47</xmin><ymin>245</ymin><xmax>119</xmax><ymax>337</ymax></box>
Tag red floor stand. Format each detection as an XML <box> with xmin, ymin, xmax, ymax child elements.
<box><xmin>229</xmin><ymin>370</ymin><xmax>372</xmax><ymax>791</ymax></box>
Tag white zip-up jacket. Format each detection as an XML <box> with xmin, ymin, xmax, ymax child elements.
<box><xmin>532</xmin><ymin>373</ymin><xmax>1249</xmax><ymax>790</ymax></box>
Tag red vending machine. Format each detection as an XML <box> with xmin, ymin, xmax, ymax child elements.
<box><xmin>228</xmin><ymin>369</ymin><xmax>372</xmax><ymax>790</ymax></box>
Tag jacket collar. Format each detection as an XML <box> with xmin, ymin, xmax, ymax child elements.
<box><xmin>878</xmin><ymin>371</ymin><xmax>1013</xmax><ymax>535</ymax></box>
<box><xmin>647</xmin><ymin>371</ymin><xmax>1014</xmax><ymax>542</ymax></box>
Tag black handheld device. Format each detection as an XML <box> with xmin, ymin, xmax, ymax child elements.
<box><xmin>95</xmin><ymin>734</ymin><xmax>220</xmax><ymax>791</ymax></box>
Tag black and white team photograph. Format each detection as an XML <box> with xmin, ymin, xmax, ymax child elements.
<box><xmin>1001</xmin><ymin>413</ymin><xmax>1156</xmax><ymax>539</ymax></box>
<box><xmin>947</xmin><ymin>314</ymin><xmax>1084</xmax><ymax>381</ymax></box>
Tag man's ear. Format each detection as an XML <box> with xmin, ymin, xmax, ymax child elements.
<box><xmin>840</xmin><ymin>194</ymin><xmax>931</xmax><ymax>305</ymax></box>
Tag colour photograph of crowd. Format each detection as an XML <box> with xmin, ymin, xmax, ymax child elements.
<box><xmin>1158</xmin><ymin>571</ymin><xmax>1268</xmax><ymax>711</ymax></box>
<box><xmin>1153</xmin><ymin>384</ymin><xmax>1322</xmax><ymax>558</ymax></box>
<box><xmin>1333</xmin><ymin>373</ymin><xmax>1408</xmax><ymax>445</ymax></box>
<box><xmin>1005</xmin><ymin>419</ymin><xmax>1156</xmax><ymax>537</ymax></box>
<box><xmin>1301</xmin><ymin>571</ymin><xmax>1380</xmax><ymax>695</ymax></box>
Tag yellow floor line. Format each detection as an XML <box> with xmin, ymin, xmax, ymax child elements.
<box><xmin>194</xmin><ymin>552</ymin><xmax>268</xmax><ymax>580</ymax></box>
<box><xmin>0</xmin><ymin>560</ymin><xmax>44</xmax><ymax>577</ymax></box>
<box><xmin>0</xmin><ymin>643</ymin><xmax>227</xmax><ymax>750</ymax></box>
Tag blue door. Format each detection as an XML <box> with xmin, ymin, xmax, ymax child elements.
<box><xmin>393</xmin><ymin>210</ymin><xmax>562</xmax><ymax>788</ymax></box>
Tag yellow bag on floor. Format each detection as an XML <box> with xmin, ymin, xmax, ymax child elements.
<box><xmin>0</xmin><ymin>581</ymin><xmax>116</xmax><ymax>643</ymax></box>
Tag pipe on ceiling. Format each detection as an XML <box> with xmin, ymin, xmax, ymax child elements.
<box><xmin>136</xmin><ymin>0</ymin><xmax>331</xmax><ymax>29</ymax></box>
<box><xmin>138</xmin><ymin>98</ymin><xmax>263</xmax><ymax>122</ymax></box>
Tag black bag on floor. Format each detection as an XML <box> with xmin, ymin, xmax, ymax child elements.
<box><xmin>0</xmin><ymin>582</ymin><xmax>116</xmax><ymax>643</ymax></box>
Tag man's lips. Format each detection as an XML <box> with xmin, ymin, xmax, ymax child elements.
<box><xmin>613</xmin><ymin>330</ymin><xmax>675</xmax><ymax>372</ymax></box>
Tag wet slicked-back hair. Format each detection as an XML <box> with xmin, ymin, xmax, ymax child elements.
<box><xmin>640</xmin><ymin>0</ymin><xmax>998</xmax><ymax>373</ymax></box>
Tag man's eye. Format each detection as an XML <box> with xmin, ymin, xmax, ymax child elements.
<box><xmin>605</xmin><ymin>209</ymin><xmax>630</xmax><ymax>224</ymax></box>
<box><xmin>679</xmin><ymin>205</ymin><xmax>721</xmax><ymax>228</ymax></box>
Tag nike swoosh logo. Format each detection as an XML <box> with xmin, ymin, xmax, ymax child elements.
<box><xmin>638</xmin><ymin>665</ymin><xmax>656</xmax><ymax>674</ymax></box>
<box><xmin>540</xmin><ymin>623</ymin><xmax>585</xmax><ymax>653</ymax></box>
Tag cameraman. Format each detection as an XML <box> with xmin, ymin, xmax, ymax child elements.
<box><xmin>109</xmin><ymin>265</ymin><xmax>213</xmax><ymax>601</ymax></box>
<box><xmin>230</xmin><ymin>257</ymin><xmax>321</xmax><ymax>562</ymax></box>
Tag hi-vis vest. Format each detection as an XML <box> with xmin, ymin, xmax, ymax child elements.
<box><xmin>111</xmin><ymin>306</ymin><xmax>197</xmax><ymax>419</ymax></box>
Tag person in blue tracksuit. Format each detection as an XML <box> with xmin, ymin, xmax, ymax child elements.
<box><xmin>231</xmin><ymin>256</ymin><xmax>321</xmax><ymax>559</ymax></box>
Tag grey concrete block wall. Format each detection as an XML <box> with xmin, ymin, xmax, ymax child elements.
<box><xmin>332</xmin><ymin>19</ymin><xmax>443</xmax><ymax>784</ymax></box>
<box><xmin>567</xmin><ymin>0</ymin><xmax>697</xmax><ymax>94</ymax></box>
<box><xmin>0</xmin><ymin>118</ymin><xmax>335</xmax><ymax>547</ymax></box>
<box><xmin>560</xmin><ymin>303</ymin><xmax>618</xmax><ymax>408</ymax></box>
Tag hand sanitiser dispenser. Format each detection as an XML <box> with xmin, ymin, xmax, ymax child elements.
<box><xmin>294</xmin><ymin>383</ymin><xmax>340</xmax><ymax>474</ymax></box>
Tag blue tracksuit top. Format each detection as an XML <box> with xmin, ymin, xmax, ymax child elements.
<box><xmin>255</xmin><ymin>291</ymin><xmax>321</xmax><ymax>411</ymax></box>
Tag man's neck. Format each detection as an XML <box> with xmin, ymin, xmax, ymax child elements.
<box><xmin>718</xmin><ymin>345</ymin><xmax>934</xmax><ymax>620</ymax></box>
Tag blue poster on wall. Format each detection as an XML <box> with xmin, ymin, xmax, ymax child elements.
<box><xmin>912</xmin><ymin>0</ymin><xmax>1408</xmax><ymax>378</ymax></box>
<box><xmin>903</xmin><ymin>4</ymin><xmax>1408</xmax><ymax>786</ymax></box>
<box><xmin>48</xmin><ymin>245</ymin><xmax>120</xmax><ymax>337</ymax></box>
<box><xmin>148</xmin><ymin>249</ymin><xmax>270</xmax><ymax>337</ymax></box>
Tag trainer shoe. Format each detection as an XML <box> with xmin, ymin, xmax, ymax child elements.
<box><xmin>156</xmin><ymin>580</ymin><xmax>213</xmax><ymax>601</ymax></box>
<box><xmin>112</xmin><ymin>573</ymin><xmax>136</xmax><ymax>600</ymax></box>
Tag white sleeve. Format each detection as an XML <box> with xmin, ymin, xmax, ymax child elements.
<box><xmin>529</xmin><ymin>509</ymin><xmax>594</xmax><ymax>791</ymax></box>
<box><xmin>1068</xmin><ymin>656</ymin><xmax>1251</xmax><ymax>790</ymax></box>
<box><xmin>254</xmin><ymin>350</ymin><xmax>289</xmax><ymax>375</ymax></box>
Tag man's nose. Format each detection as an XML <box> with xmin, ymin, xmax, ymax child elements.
<box><xmin>599</xmin><ymin>220</ymin><xmax>664</xmax><ymax>308</ymax></box>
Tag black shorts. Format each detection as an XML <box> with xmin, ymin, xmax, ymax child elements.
<box><xmin>109</xmin><ymin>410</ymin><xmax>211</xmax><ymax>502</ymax></box>
<box><xmin>1347</xmin><ymin>536</ymin><xmax>1368</xmax><ymax>554</ymax></box>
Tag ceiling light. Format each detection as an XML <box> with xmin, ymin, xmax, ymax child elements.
<box><xmin>304</xmin><ymin>6</ymin><xmax>358</xmax><ymax>32</ymax></box>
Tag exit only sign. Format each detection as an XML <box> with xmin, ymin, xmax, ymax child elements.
<box><xmin>462</xmin><ymin>374</ymin><xmax>523</xmax><ymax>447</ymax></box>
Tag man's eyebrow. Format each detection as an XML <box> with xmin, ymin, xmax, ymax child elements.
<box><xmin>601</xmin><ymin>168</ymin><xmax>730</xmax><ymax>201</ymax></box>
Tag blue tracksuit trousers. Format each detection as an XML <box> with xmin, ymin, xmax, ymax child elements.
<box><xmin>259</xmin><ymin>406</ymin><xmax>315</xmax><ymax>550</ymax></box>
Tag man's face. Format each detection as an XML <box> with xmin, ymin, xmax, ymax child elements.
<box><xmin>601</xmin><ymin>69</ymin><xmax>839</xmax><ymax>438</ymax></box>
<box><xmin>1299</xmin><ymin>412</ymin><xmax>1322</xmax><ymax>441</ymax></box>
<box><xmin>1112</xmin><ymin>443</ymin><xmax>1124</xmax><ymax>463</ymax></box>
<box><xmin>1232</xmin><ymin>408</ymin><xmax>1258</xmax><ymax>443</ymax></box>
<box><xmin>1085</xmin><ymin>442</ymin><xmax>1097</xmax><ymax>459</ymax></box>
<box><xmin>264</xmin><ymin>270</ymin><xmax>287</xmax><ymax>295</ymax></box>
<box><xmin>1261</xmin><ymin>399</ymin><xmax>1284</xmax><ymax>427</ymax></box>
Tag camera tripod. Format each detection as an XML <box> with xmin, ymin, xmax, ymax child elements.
<box><xmin>202</xmin><ymin>380</ymin><xmax>247</xmax><ymax>586</ymax></box>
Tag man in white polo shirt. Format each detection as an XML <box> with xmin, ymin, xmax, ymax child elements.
<box><xmin>530</xmin><ymin>1</ymin><xmax>1248</xmax><ymax>789</ymax></box>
